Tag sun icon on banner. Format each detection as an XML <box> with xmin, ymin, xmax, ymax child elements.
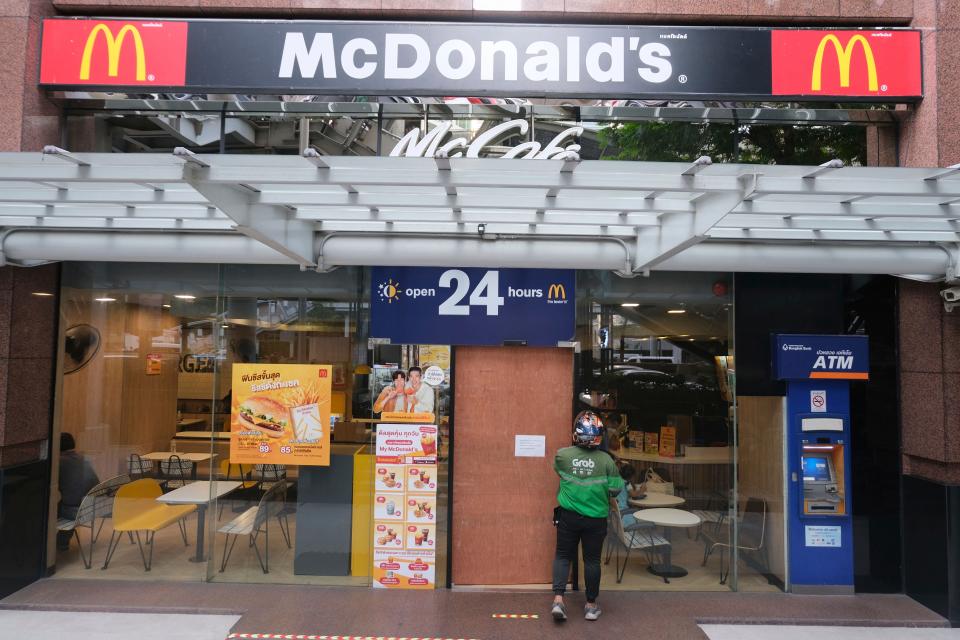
<box><xmin>378</xmin><ymin>278</ymin><xmax>402</xmax><ymax>304</ymax></box>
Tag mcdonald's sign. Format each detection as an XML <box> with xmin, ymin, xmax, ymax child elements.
<box><xmin>547</xmin><ymin>284</ymin><xmax>568</xmax><ymax>301</ymax></box>
<box><xmin>39</xmin><ymin>20</ymin><xmax>921</xmax><ymax>101</ymax></box>
<box><xmin>40</xmin><ymin>20</ymin><xmax>188</xmax><ymax>87</ymax></box>
<box><xmin>771</xmin><ymin>30</ymin><xmax>921</xmax><ymax>99</ymax></box>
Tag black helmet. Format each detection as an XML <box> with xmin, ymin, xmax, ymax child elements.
<box><xmin>573</xmin><ymin>410</ymin><xmax>603</xmax><ymax>449</ymax></box>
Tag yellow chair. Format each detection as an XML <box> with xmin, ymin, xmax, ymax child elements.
<box><xmin>219</xmin><ymin>460</ymin><xmax>258</xmax><ymax>489</ymax></box>
<box><xmin>101</xmin><ymin>479</ymin><xmax>196</xmax><ymax>571</ymax></box>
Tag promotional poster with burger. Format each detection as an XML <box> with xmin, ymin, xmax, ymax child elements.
<box><xmin>230</xmin><ymin>364</ymin><xmax>333</xmax><ymax>466</ymax></box>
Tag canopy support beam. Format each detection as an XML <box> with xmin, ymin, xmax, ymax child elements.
<box><xmin>632</xmin><ymin>190</ymin><xmax>744</xmax><ymax>273</ymax></box>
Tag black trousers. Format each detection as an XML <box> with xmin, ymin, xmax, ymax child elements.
<box><xmin>552</xmin><ymin>506</ymin><xmax>608</xmax><ymax>602</ymax></box>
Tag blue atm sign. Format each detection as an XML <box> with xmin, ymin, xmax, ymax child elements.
<box><xmin>370</xmin><ymin>267</ymin><xmax>575</xmax><ymax>346</ymax></box>
<box><xmin>774</xmin><ymin>334</ymin><xmax>869</xmax><ymax>381</ymax></box>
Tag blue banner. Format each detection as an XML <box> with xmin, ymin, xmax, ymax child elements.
<box><xmin>370</xmin><ymin>267</ymin><xmax>575</xmax><ymax>346</ymax></box>
<box><xmin>774</xmin><ymin>334</ymin><xmax>869</xmax><ymax>381</ymax></box>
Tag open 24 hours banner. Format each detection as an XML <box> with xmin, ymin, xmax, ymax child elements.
<box><xmin>371</xmin><ymin>267</ymin><xmax>574</xmax><ymax>347</ymax></box>
<box><xmin>373</xmin><ymin>424</ymin><xmax>439</xmax><ymax>590</ymax></box>
<box><xmin>39</xmin><ymin>19</ymin><xmax>921</xmax><ymax>101</ymax></box>
<box><xmin>230</xmin><ymin>364</ymin><xmax>333</xmax><ymax>466</ymax></box>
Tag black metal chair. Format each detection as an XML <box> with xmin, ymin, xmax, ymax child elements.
<box><xmin>701</xmin><ymin>497</ymin><xmax>767</xmax><ymax>584</ymax></box>
<box><xmin>218</xmin><ymin>480</ymin><xmax>292</xmax><ymax>574</ymax></box>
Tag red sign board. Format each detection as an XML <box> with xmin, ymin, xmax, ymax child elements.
<box><xmin>771</xmin><ymin>30</ymin><xmax>922</xmax><ymax>98</ymax></box>
<box><xmin>39</xmin><ymin>20</ymin><xmax>188</xmax><ymax>87</ymax></box>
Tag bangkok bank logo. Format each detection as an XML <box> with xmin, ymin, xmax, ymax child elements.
<box><xmin>80</xmin><ymin>23</ymin><xmax>147</xmax><ymax>82</ymax></box>
<box><xmin>811</xmin><ymin>34</ymin><xmax>877</xmax><ymax>93</ymax></box>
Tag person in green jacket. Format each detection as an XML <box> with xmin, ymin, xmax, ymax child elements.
<box><xmin>551</xmin><ymin>410</ymin><xmax>624</xmax><ymax>622</ymax></box>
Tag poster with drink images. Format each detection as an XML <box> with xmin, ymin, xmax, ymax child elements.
<box><xmin>373</xmin><ymin>424</ymin><xmax>438</xmax><ymax>590</ymax></box>
<box><xmin>230</xmin><ymin>363</ymin><xmax>332</xmax><ymax>466</ymax></box>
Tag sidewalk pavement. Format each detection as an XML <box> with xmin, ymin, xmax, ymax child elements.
<box><xmin>700</xmin><ymin>626</ymin><xmax>960</xmax><ymax>640</ymax></box>
<box><xmin>0</xmin><ymin>610</ymin><xmax>239</xmax><ymax>640</ymax></box>
<box><xmin>1</xmin><ymin>579</ymin><xmax>950</xmax><ymax>640</ymax></box>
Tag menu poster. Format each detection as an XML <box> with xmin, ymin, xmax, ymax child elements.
<box><xmin>372</xmin><ymin>551</ymin><xmax>435</xmax><ymax>589</ymax></box>
<box><xmin>375</xmin><ymin>424</ymin><xmax>439</xmax><ymax>463</ymax></box>
<box><xmin>659</xmin><ymin>426</ymin><xmax>677</xmax><ymax>458</ymax></box>
<box><xmin>644</xmin><ymin>432</ymin><xmax>659</xmax><ymax>455</ymax></box>
<box><xmin>373</xmin><ymin>423</ymin><xmax>439</xmax><ymax>590</ymax></box>
<box><xmin>230</xmin><ymin>364</ymin><xmax>332</xmax><ymax>466</ymax></box>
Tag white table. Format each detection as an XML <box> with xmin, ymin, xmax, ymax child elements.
<box><xmin>141</xmin><ymin>452</ymin><xmax>217</xmax><ymax>480</ymax></box>
<box><xmin>628</xmin><ymin>493</ymin><xmax>686</xmax><ymax>508</ymax></box>
<box><xmin>633</xmin><ymin>508</ymin><xmax>702</xmax><ymax>581</ymax></box>
<box><xmin>156</xmin><ymin>481</ymin><xmax>241</xmax><ymax>562</ymax></box>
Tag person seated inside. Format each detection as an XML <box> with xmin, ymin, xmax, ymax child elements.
<box><xmin>57</xmin><ymin>432</ymin><xmax>100</xmax><ymax>551</ymax></box>
<box><xmin>615</xmin><ymin>463</ymin><xmax>646</xmax><ymax>529</ymax></box>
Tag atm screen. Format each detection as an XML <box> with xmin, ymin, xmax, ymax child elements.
<box><xmin>802</xmin><ymin>455</ymin><xmax>832</xmax><ymax>482</ymax></box>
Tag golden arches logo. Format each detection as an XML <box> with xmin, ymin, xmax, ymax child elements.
<box><xmin>547</xmin><ymin>284</ymin><xmax>566</xmax><ymax>300</ymax></box>
<box><xmin>79</xmin><ymin>24</ymin><xmax>146</xmax><ymax>81</ymax></box>
<box><xmin>811</xmin><ymin>34</ymin><xmax>878</xmax><ymax>92</ymax></box>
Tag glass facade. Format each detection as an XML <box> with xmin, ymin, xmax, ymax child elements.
<box><xmin>53</xmin><ymin>263</ymin><xmax>451</xmax><ymax>586</ymax></box>
<box><xmin>52</xmin><ymin>261</ymin><xmax>797</xmax><ymax>592</ymax></box>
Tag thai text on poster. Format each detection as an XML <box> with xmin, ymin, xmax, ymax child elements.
<box><xmin>373</xmin><ymin>423</ymin><xmax>438</xmax><ymax>589</ymax></box>
<box><xmin>230</xmin><ymin>363</ymin><xmax>332</xmax><ymax>466</ymax></box>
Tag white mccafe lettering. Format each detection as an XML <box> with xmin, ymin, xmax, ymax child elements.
<box><xmin>278</xmin><ymin>33</ymin><xmax>673</xmax><ymax>85</ymax></box>
<box><xmin>572</xmin><ymin>458</ymin><xmax>596</xmax><ymax>469</ymax></box>
<box><xmin>390</xmin><ymin>119</ymin><xmax>582</xmax><ymax>159</ymax></box>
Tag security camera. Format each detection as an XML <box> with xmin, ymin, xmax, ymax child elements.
<box><xmin>942</xmin><ymin>286</ymin><xmax>960</xmax><ymax>303</ymax></box>
<box><xmin>941</xmin><ymin>286</ymin><xmax>960</xmax><ymax>312</ymax></box>
<box><xmin>477</xmin><ymin>223</ymin><xmax>486</xmax><ymax>236</ymax></box>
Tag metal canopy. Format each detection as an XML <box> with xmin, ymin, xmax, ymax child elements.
<box><xmin>0</xmin><ymin>147</ymin><xmax>958</xmax><ymax>280</ymax></box>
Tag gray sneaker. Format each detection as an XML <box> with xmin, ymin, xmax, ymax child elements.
<box><xmin>585</xmin><ymin>604</ymin><xmax>602</xmax><ymax>621</ymax></box>
<box><xmin>551</xmin><ymin>602</ymin><xmax>567</xmax><ymax>621</ymax></box>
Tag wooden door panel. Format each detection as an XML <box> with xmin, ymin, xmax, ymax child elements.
<box><xmin>452</xmin><ymin>346</ymin><xmax>573</xmax><ymax>585</ymax></box>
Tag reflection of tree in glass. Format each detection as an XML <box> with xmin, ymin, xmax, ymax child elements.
<box><xmin>598</xmin><ymin>121</ymin><xmax>867</xmax><ymax>166</ymax></box>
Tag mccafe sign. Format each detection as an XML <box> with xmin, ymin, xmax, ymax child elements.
<box><xmin>40</xmin><ymin>19</ymin><xmax>922</xmax><ymax>101</ymax></box>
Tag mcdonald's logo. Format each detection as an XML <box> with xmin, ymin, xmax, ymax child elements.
<box><xmin>771</xmin><ymin>29</ymin><xmax>921</xmax><ymax>99</ymax></box>
<box><xmin>547</xmin><ymin>284</ymin><xmax>567</xmax><ymax>300</ymax></box>
<box><xmin>80</xmin><ymin>24</ymin><xmax>146</xmax><ymax>82</ymax></box>
<box><xmin>811</xmin><ymin>34</ymin><xmax>877</xmax><ymax>92</ymax></box>
<box><xmin>39</xmin><ymin>19</ymin><xmax>188</xmax><ymax>87</ymax></box>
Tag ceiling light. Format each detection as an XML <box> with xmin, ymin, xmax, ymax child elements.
<box><xmin>678</xmin><ymin>334</ymin><xmax>689</xmax><ymax>337</ymax></box>
<box><xmin>162</xmin><ymin>304</ymin><xmax>171</xmax><ymax>308</ymax></box>
<box><xmin>95</xmin><ymin>297</ymin><xmax>116</xmax><ymax>302</ymax></box>
<box><xmin>222</xmin><ymin>324</ymin><xmax>231</xmax><ymax>328</ymax></box>
<box><xmin>174</xmin><ymin>294</ymin><xmax>196</xmax><ymax>301</ymax></box>
<box><xmin>473</xmin><ymin>0</ymin><xmax>521</xmax><ymax>9</ymax></box>
<box><xmin>667</xmin><ymin>309</ymin><xmax>686</xmax><ymax>314</ymax></box>
<box><xmin>688</xmin><ymin>338</ymin><xmax>696</xmax><ymax>341</ymax></box>
<box><xmin>31</xmin><ymin>292</ymin><xmax>53</xmax><ymax>297</ymax></box>
<box><xmin>621</xmin><ymin>303</ymin><xmax>640</xmax><ymax>308</ymax></box>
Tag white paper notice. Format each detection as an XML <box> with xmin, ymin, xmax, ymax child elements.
<box><xmin>515</xmin><ymin>435</ymin><xmax>546</xmax><ymax>458</ymax></box>
<box><xmin>810</xmin><ymin>389</ymin><xmax>827</xmax><ymax>413</ymax></box>
<box><xmin>805</xmin><ymin>525</ymin><xmax>841</xmax><ymax>547</ymax></box>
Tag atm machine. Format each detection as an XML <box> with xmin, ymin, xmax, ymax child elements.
<box><xmin>774</xmin><ymin>334</ymin><xmax>869</xmax><ymax>594</ymax></box>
